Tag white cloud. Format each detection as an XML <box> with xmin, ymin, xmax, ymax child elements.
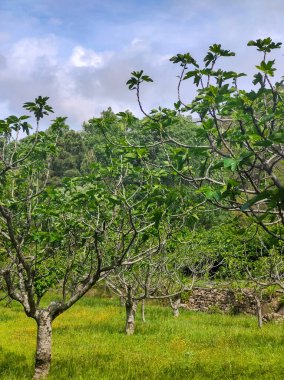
<box><xmin>0</xmin><ymin>0</ymin><xmax>284</xmax><ymax>130</ymax></box>
<box><xmin>70</xmin><ymin>46</ymin><xmax>112</xmax><ymax>68</ymax></box>
<box><xmin>10</xmin><ymin>36</ymin><xmax>58</xmax><ymax>75</ymax></box>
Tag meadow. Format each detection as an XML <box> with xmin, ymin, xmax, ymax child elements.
<box><xmin>0</xmin><ymin>295</ymin><xmax>284</xmax><ymax>380</ymax></box>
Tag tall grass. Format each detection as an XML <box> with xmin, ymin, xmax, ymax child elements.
<box><xmin>0</xmin><ymin>295</ymin><xmax>283</xmax><ymax>379</ymax></box>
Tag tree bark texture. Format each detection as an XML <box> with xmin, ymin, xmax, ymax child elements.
<box><xmin>33</xmin><ymin>311</ymin><xmax>52</xmax><ymax>380</ymax></box>
<box><xmin>255</xmin><ymin>297</ymin><xmax>263</xmax><ymax>328</ymax></box>
<box><xmin>141</xmin><ymin>299</ymin><xmax>146</xmax><ymax>323</ymax></box>
<box><xmin>125</xmin><ymin>300</ymin><xmax>137</xmax><ymax>335</ymax></box>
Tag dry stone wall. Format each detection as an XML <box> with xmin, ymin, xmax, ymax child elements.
<box><xmin>186</xmin><ymin>287</ymin><xmax>282</xmax><ymax>317</ymax></box>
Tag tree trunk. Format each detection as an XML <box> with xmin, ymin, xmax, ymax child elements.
<box><xmin>141</xmin><ymin>299</ymin><xmax>146</xmax><ymax>323</ymax></box>
<box><xmin>33</xmin><ymin>311</ymin><xmax>53</xmax><ymax>380</ymax></box>
<box><xmin>255</xmin><ymin>297</ymin><xmax>263</xmax><ymax>328</ymax></box>
<box><xmin>125</xmin><ymin>300</ymin><xmax>137</xmax><ymax>335</ymax></box>
<box><xmin>170</xmin><ymin>297</ymin><xmax>180</xmax><ymax>318</ymax></box>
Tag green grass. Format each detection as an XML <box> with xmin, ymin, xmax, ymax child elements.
<box><xmin>0</xmin><ymin>296</ymin><xmax>284</xmax><ymax>379</ymax></box>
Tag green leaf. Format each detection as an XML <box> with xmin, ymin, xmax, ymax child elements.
<box><xmin>141</xmin><ymin>75</ymin><xmax>153</xmax><ymax>83</ymax></box>
<box><xmin>248</xmin><ymin>38</ymin><xmax>282</xmax><ymax>53</ymax></box>
<box><xmin>183</xmin><ymin>70</ymin><xmax>199</xmax><ymax>80</ymax></box>
<box><xmin>252</xmin><ymin>72</ymin><xmax>265</xmax><ymax>87</ymax></box>
<box><xmin>255</xmin><ymin>60</ymin><xmax>276</xmax><ymax>76</ymax></box>
<box><xmin>198</xmin><ymin>186</ymin><xmax>222</xmax><ymax>201</ymax></box>
<box><xmin>23</xmin><ymin>96</ymin><xmax>54</xmax><ymax>122</ymax></box>
<box><xmin>124</xmin><ymin>152</ymin><xmax>137</xmax><ymax>159</ymax></box>
<box><xmin>170</xmin><ymin>53</ymin><xmax>199</xmax><ymax>68</ymax></box>
<box><xmin>223</xmin><ymin>158</ymin><xmax>239</xmax><ymax>172</ymax></box>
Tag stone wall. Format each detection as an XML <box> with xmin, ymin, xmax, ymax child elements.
<box><xmin>186</xmin><ymin>287</ymin><xmax>282</xmax><ymax>316</ymax></box>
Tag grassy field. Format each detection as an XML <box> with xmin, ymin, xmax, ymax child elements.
<box><xmin>0</xmin><ymin>295</ymin><xmax>284</xmax><ymax>380</ymax></box>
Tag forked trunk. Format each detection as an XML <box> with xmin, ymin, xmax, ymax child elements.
<box><xmin>125</xmin><ymin>300</ymin><xmax>137</xmax><ymax>335</ymax></box>
<box><xmin>33</xmin><ymin>311</ymin><xmax>52</xmax><ymax>380</ymax></box>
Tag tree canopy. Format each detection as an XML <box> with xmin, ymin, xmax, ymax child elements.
<box><xmin>126</xmin><ymin>37</ymin><xmax>284</xmax><ymax>240</ymax></box>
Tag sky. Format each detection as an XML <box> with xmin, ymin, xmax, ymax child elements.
<box><xmin>0</xmin><ymin>0</ymin><xmax>283</xmax><ymax>129</ymax></box>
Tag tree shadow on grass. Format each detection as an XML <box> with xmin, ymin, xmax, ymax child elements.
<box><xmin>0</xmin><ymin>346</ymin><xmax>33</xmax><ymax>379</ymax></box>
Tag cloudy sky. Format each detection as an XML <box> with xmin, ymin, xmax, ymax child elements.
<box><xmin>0</xmin><ymin>0</ymin><xmax>283</xmax><ymax>129</ymax></box>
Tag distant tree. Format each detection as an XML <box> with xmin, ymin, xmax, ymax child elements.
<box><xmin>106</xmin><ymin>247</ymin><xmax>190</xmax><ymax>334</ymax></box>
<box><xmin>225</xmin><ymin>229</ymin><xmax>284</xmax><ymax>327</ymax></box>
<box><xmin>48</xmin><ymin>126</ymin><xmax>86</xmax><ymax>184</ymax></box>
<box><xmin>0</xmin><ymin>96</ymin><xmax>53</xmax><ymax>178</ymax></box>
<box><xmin>82</xmin><ymin>107</ymin><xmax>127</xmax><ymax>166</ymax></box>
<box><xmin>106</xmin><ymin>216</ymin><xmax>224</xmax><ymax>333</ymax></box>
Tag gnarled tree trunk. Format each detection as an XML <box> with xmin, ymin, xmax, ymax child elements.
<box><xmin>125</xmin><ymin>299</ymin><xmax>137</xmax><ymax>335</ymax></box>
<box><xmin>33</xmin><ymin>311</ymin><xmax>53</xmax><ymax>380</ymax></box>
